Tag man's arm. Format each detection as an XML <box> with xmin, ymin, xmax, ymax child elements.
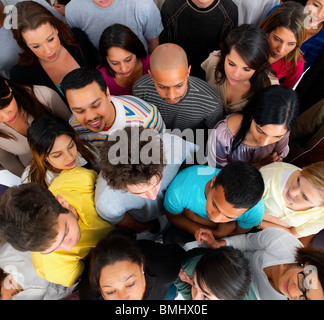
<box><xmin>115</xmin><ymin>212</ymin><xmax>157</xmax><ymax>234</ymax></box>
<box><xmin>165</xmin><ymin>209</ymin><xmax>214</xmax><ymax>235</ymax></box>
<box><xmin>260</xmin><ymin>220</ymin><xmax>301</xmax><ymax>238</ymax></box>
<box><xmin>147</xmin><ymin>36</ymin><xmax>160</xmax><ymax>54</ymax></box>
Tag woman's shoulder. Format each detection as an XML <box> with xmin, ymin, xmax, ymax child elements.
<box><xmin>201</xmin><ymin>50</ymin><xmax>221</xmax><ymax>70</ymax></box>
<box><xmin>226</xmin><ymin>113</ymin><xmax>243</xmax><ymax>136</ymax></box>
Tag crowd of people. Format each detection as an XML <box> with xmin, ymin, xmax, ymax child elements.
<box><xmin>0</xmin><ymin>0</ymin><xmax>323</xmax><ymax>301</ymax></box>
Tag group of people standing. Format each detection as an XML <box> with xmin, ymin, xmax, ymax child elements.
<box><xmin>0</xmin><ymin>0</ymin><xmax>323</xmax><ymax>301</ymax></box>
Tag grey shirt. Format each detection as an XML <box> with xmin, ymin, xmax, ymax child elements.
<box><xmin>65</xmin><ymin>0</ymin><xmax>163</xmax><ymax>50</ymax></box>
<box><xmin>95</xmin><ymin>133</ymin><xmax>197</xmax><ymax>224</ymax></box>
<box><xmin>133</xmin><ymin>74</ymin><xmax>224</xmax><ymax>131</ymax></box>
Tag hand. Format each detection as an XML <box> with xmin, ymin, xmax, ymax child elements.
<box><xmin>194</xmin><ymin>228</ymin><xmax>225</xmax><ymax>249</ymax></box>
<box><xmin>53</xmin><ymin>4</ymin><xmax>66</xmax><ymax>16</ymax></box>
<box><xmin>178</xmin><ymin>268</ymin><xmax>193</xmax><ymax>285</ymax></box>
<box><xmin>195</xmin><ymin>228</ymin><xmax>216</xmax><ymax>248</ymax></box>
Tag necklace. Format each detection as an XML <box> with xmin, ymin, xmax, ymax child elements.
<box><xmin>186</xmin><ymin>0</ymin><xmax>220</xmax><ymax>13</ymax></box>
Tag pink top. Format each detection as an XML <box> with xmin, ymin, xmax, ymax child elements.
<box><xmin>271</xmin><ymin>56</ymin><xmax>304</xmax><ymax>88</ymax></box>
<box><xmin>97</xmin><ymin>54</ymin><xmax>150</xmax><ymax>96</ymax></box>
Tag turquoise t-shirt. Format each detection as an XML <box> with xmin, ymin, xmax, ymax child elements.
<box><xmin>164</xmin><ymin>165</ymin><xmax>264</xmax><ymax>229</ymax></box>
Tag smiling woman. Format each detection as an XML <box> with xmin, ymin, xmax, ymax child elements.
<box><xmin>260</xmin><ymin>161</ymin><xmax>324</xmax><ymax>239</ymax></box>
<box><xmin>9</xmin><ymin>1</ymin><xmax>98</xmax><ymax>103</ymax></box>
<box><xmin>0</xmin><ymin>75</ymin><xmax>70</xmax><ymax>177</ymax></box>
<box><xmin>21</xmin><ymin>114</ymin><xmax>99</xmax><ymax>188</ymax></box>
<box><xmin>81</xmin><ymin>230</ymin><xmax>186</xmax><ymax>300</ymax></box>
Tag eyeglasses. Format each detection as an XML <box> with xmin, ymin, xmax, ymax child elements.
<box><xmin>297</xmin><ymin>271</ymin><xmax>308</xmax><ymax>300</ymax></box>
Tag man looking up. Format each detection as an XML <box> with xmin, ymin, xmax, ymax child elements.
<box><xmin>133</xmin><ymin>43</ymin><xmax>223</xmax><ymax>132</ymax></box>
<box><xmin>61</xmin><ymin>67</ymin><xmax>165</xmax><ymax>149</ymax></box>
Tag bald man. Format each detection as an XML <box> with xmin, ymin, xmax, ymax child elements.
<box><xmin>133</xmin><ymin>43</ymin><xmax>224</xmax><ymax>132</ymax></box>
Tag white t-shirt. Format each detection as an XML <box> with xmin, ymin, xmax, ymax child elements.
<box><xmin>224</xmin><ymin>228</ymin><xmax>302</xmax><ymax>300</ymax></box>
<box><xmin>0</xmin><ymin>243</ymin><xmax>76</xmax><ymax>300</ymax></box>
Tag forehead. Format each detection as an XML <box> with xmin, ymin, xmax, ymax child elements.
<box><xmin>151</xmin><ymin>67</ymin><xmax>188</xmax><ymax>87</ymax></box>
<box><xmin>126</xmin><ymin>175</ymin><xmax>161</xmax><ymax>194</ymax></box>
<box><xmin>49</xmin><ymin>134</ymin><xmax>73</xmax><ymax>151</ymax></box>
<box><xmin>269</xmin><ymin>26</ymin><xmax>297</xmax><ymax>42</ymax></box>
<box><xmin>226</xmin><ymin>48</ymin><xmax>249</xmax><ymax>67</ymax></box>
<box><xmin>107</xmin><ymin>47</ymin><xmax>134</xmax><ymax>60</ymax></box>
<box><xmin>22</xmin><ymin>22</ymin><xmax>55</xmax><ymax>41</ymax></box>
<box><xmin>66</xmin><ymin>81</ymin><xmax>107</xmax><ymax>107</ymax></box>
<box><xmin>99</xmin><ymin>260</ymin><xmax>141</xmax><ymax>286</ymax></box>
<box><xmin>209</xmin><ymin>185</ymin><xmax>246</xmax><ymax>218</ymax></box>
<box><xmin>307</xmin><ymin>0</ymin><xmax>324</xmax><ymax>6</ymax></box>
<box><xmin>253</xmin><ymin>121</ymin><xmax>287</xmax><ymax>136</ymax></box>
<box><xmin>299</xmin><ymin>175</ymin><xmax>324</xmax><ymax>204</ymax></box>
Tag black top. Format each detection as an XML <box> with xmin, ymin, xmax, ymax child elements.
<box><xmin>139</xmin><ymin>240</ymin><xmax>186</xmax><ymax>300</ymax></box>
<box><xmin>160</xmin><ymin>0</ymin><xmax>238</xmax><ymax>79</ymax></box>
<box><xmin>10</xmin><ymin>28</ymin><xmax>99</xmax><ymax>104</ymax></box>
<box><xmin>78</xmin><ymin>240</ymin><xmax>186</xmax><ymax>300</ymax></box>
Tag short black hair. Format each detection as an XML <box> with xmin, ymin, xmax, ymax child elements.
<box><xmin>61</xmin><ymin>66</ymin><xmax>107</xmax><ymax>95</ymax></box>
<box><xmin>195</xmin><ymin>246</ymin><xmax>251</xmax><ymax>300</ymax></box>
<box><xmin>214</xmin><ymin>161</ymin><xmax>264</xmax><ymax>209</ymax></box>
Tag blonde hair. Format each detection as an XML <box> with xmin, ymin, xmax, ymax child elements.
<box><xmin>260</xmin><ymin>1</ymin><xmax>307</xmax><ymax>70</ymax></box>
<box><xmin>300</xmin><ymin>161</ymin><xmax>324</xmax><ymax>205</ymax></box>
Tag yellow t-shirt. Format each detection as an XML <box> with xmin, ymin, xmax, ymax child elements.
<box><xmin>260</xmin><ymin>162</ymin><xmax>324</xmax><ymax>237</ymax></box>
<box><xmin>31</xmin><ymin>167</ymin><xmax>114</xmax><ymax>287</ymax></box>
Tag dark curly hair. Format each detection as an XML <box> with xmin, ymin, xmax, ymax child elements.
<box><xmin>100</xmin><ymin>126</ymin><xmax>166</xmax><ymax>190</ymax></box>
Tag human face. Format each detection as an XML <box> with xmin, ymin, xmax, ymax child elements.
<box><xmin>247</xmin><ymin>119</ymin><xmax>287</xmax><ymax>147</ymax></box>
<box><xmin>277</xmin><ymin>264</ymin><xmax>324</xmax><ymax>300</ymax></box>
<box><xmin>66</xmin><ymin>81</ymin><xmax>115</xmax><ymax>132</ymax></box>
<box><xmin>46</xmin><ymin>134</ymin><xmax>78</xmax><ymax>171</ymax></box>
<box><xmin>99</xmin><ymin>260</ymin><xmax>146</xmax><ymax>300</ymax></box>
<box><xmin>224</xmin><ymin>48</ymin><xmax>256</xmax><ymax>86</ymax></box>
<box><xmin>191</xmin><ymin>0</ymin><xmax>215</xmax><ymax>8</ymax></box>
<box><xmin>22</xmin><ymin>22</ymin><xmax>62</xmax><ymax>64</ymax></box>
<box><xmin>205</xmin><ymin>181</ymin><xmax>247</xmax><ymax>223</ymax></box>
<box><xmin>92</xmin><ymin>0</ymin><xmax>115</xmax><ymax>8</ymax></box>
<box><xmin>126</xmin><ymin>174</ymin><xmax>162</xmax><ymax>200</ymax></box>
<box><xmin>106</xmin><ymin>47</ymin><xmax>138</xmax><ymax>77</ymax></box>
<box><xmin>283</xmin><ymin>171</ymin><xmax>323</xmax><ymax>211</ymax></box>
<box><xmin>267</xmin><ymin>27</ymin><xmax>297</xmax><ymax>63</ymax></box>
<box><xmin>41</xmin><ymin>208</ymin><xmax>81</xmax><ymax>254</ymax></box>
<box><xmin>0</xmin><ymin>95</ymin><xmax>19</xmax><ymax>124</ymax></box>
<box><xmin>191</xmin><ymin>273</ymin><xmax>220</xmax><ymax>300</ymax></box>
<box><xmin>305</xmin><ymin>0</ymin><xmax>324</xmax><ymax>28</ymax></box>
<box><xmin>149</xmin><ymin>66</ymin><xmax>190</xmax><ymax>104</ymax></box>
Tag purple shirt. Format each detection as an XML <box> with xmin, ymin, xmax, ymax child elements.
<box><xmin>97</xmin><ymin>54</ymin><xmax>150</xmax><ymax>96</ymax></box>
<box><xmin>206</xmin><ymin>114</ymin><xmax>290</xmax><ymax>168</ymax></box>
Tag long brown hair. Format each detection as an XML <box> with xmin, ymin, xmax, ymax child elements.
<box><xmin>0</xmin><ymin>76</ymin><xmax>50</xmax><ymax>139</ymax></box>
<box><xmin>214</xmin><ymin>24</ymin><xmax>276</xmax><ymax>100</ymax></box>
<box><xmin>27</xmin><ymin>114</ymin><xmax>97</xmax><ymax>188</ymax></box>
<box><xmin>11</xmin><ymin>1</ymin><xmax>79</xmax><ymax>66</ymax></box>
<box><xmin>259</xmin><ymin>1</ymin><xmax>306</xmax><ymax>70</ymax></box>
